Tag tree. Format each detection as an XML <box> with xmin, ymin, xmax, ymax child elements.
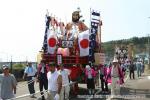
<box><xmin>102</xmin><ymin>36</ymin><xmax>148</xmax><ymax>58</ymax></box>
<box><xmin>13</xmin><ymin>63</ymin><xmax>25</xmax><ymax>70</ymax></box>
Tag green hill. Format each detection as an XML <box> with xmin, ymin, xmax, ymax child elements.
<box><xmin>102</xmin><ymin>36</ymin><xmax>149</xmax><ymax>58</ymax></box>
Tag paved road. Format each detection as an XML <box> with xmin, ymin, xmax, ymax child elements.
<box><xmin>106</xmin><ymin>72</ymin><xmax>150</xmax><ymax>100</ymax></box>
<box><xmin>15</xmin><ymin>82</ymin><xmax>42</xmax><ymax>100</ymax></box>
<box><xmin>14</xmin><ymin>72</ymin><xmax>150</xmax><ymax>100</ymax></box>
<box><xmin>118</xmin><ymin>73</ymin><xmax>150</xmax><ymax>100</ymax></box>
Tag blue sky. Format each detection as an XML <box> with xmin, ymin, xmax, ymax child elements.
<box><xmin>101</xmin><ymin>0</ymin><xmax>150</xmax><ymax>41</ymax></box>
<box><xmin>0</xmin><ymin>0</ymin><xmax>150</xmax><ymax>61</ymax></box>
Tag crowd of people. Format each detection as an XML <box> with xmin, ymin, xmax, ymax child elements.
<box><xmin>22</xmin><ymin>61</ymin><xmax>73</xmax><ymax>100</ymax></box>
<box><xmin>0</xmin><ymin>55</ymin><xmax>145</xmax><ymax>100</ymax></box>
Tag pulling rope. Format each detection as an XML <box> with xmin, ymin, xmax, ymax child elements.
<box><xmin>7</xmin><ymin>81</ymin><xmax>76</xmax><ymax>100</ymax></box>
<box><xmin>16</xmin><ymin>78</ymin><xmax>36</xmax><ymax>88</ymax></box>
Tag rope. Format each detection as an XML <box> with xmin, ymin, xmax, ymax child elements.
<box><xmin>16</xmin><ymin>78</ymin><xmax>36</xmax><ymax>88</ymax></box>
<box><xmin>36</xmin><ymin>90</ymin><xmax>48</xmax><ymax>99</ymax></box>
<box><xmin>7</xmin><ymin>81</ymin><xmax>76</xmax><ymax>100</ymax></box>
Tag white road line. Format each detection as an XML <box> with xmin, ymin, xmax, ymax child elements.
<box><xmin>147</xmin><ymin>76</ymin><xmax>150</xmax><ymax>80</ymax></box>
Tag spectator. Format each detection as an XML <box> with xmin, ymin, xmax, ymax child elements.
<box><xmin>23</xmin><ymin>62</ymin><xmax>37</xmax><ymax>98</ymax></box>
<box><xmin>0</xmin><ymin>65</ymin><xmax>17</xmax><ymax>100</ymax></box>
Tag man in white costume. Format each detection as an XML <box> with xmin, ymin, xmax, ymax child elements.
<box><xmin>58</xmin><ymin>64</ymin><xmax>70</xmax><ymax>100</ymax></box>
<box><xmin>47</xmin><ymin>62</ymin><xmax>62</xmax><ymax>100</ymax></box>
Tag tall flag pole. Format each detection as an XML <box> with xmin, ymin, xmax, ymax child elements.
<box><xmin>97</xmin><ymin>16</ymin><xmax>102</xmax><ymax>52</ymax></box>
<box><xmin>89</xmin><ymin>9</ymin><xmax>100</xmax><ymax>64</ymax></box>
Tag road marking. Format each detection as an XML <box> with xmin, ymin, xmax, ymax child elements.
<box><xmin>14</xmin><ymin>91</ymin><xmax>40</xmax><ymax>99</ymax></box>
<box><xmin>147</xmin><ymin>76</ymin><xmax>150</xmax><ymax>80</ymax></box>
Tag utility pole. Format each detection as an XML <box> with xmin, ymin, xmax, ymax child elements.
<box><xmin>10</xmin><ymin>55</ymin><xmax>13</xmax><ymax>73</ymax></box>
<box><xmin>147</xmin><ymin>17</ymin><xmax>150</xmax><ymax>69</ymax></box>
<box><xmin>148</xmin><ymin>34</ymin><xmax>150</xmax><ymax>69</ymax></box>
<box><xmin>10</xmin><ymin>56</ymin><xmax>12</xmax><ymax>73</ymax></box>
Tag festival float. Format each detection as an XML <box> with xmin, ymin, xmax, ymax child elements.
<box><xmin>37</xmin><ymin>8</ymin><xmax>103</xmax><ymax>83</ymax></box>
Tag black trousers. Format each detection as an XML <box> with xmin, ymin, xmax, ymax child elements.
<box><xmin>39</xmin><ymin>73</ymin><xmax>48</xmax><ymax>99</ymax></box>
<box><xmin>87</xmin><ymin>78</ymin><xmax>95</xmax><ymax>89</ymax></box>
<box><xmin>27</xmin><ymin>76</ymin><xmax>35</xmax><ymax>94</ymax></box>
<box><xmin>100</xmin><ymin>74</ymin><xmax>108</xmax><ymax>91</ymax></box>
<box><xmin>129</xmin><ymin>70</ymin><xmax>135</xmax><ymax>79</ymax></box>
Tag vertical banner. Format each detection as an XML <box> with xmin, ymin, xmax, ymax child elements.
<box><xmin>89</xmin><ymin>9</ymin><xmax>100</xmax><ymax>63</ymax></box>
<box><xmin>42</xmin><ymin>15</ymin><xmax>51</xmax><ymax>53</ymax></box>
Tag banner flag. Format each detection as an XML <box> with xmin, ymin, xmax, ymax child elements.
<box><xmin>42</xmin><ymin>15</ymin><xmax>51</xmax><ymax>53</ymax></box>
<box><xmin>78</xmin><ymin>30</ymin><xmax>89</xmax><ymax>57</ymax></box>
<box><xmin>89</xmin><ymin>9</ymin><xmax>100</xmax><ymax>63</ymax></box>
<box><xmin>92</xmin><ymin>11</ymin><xmax>100</xmax><ymax>16</ymax></box>
<box><xmin>47</xmin><ymin>30</ymin><xmax>57</xmax><ymax>54</ymax></box>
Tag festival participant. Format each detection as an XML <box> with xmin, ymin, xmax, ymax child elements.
<box><xmin>136</xmin><ymin>59</ymin><xmax>142</xmax><ymax>78</ymax></box>
<box><xmin>85</xmin><ymin>65</ymin><xmax>96</xmax><ymax>95</ymax></box>
<box><xmin>58</xmin><ymin>64</ymin><xmax>71</xmax><ymax>100</ymax></box>
<box><xmin>0</xmin><ymin>65</ymin><xmax>17</xmax><ymax>100</ymax></box>
<box><xmin>68</xmin><ymin>64</ymin><xmax>78</xmax><ymax>96</ymax></box>
<box><xmin>99</xmin><ymin>64</ymin><xmax>109</xmax><ymax>94</ymax></box>
<box><xmin>47</xmin><ymin>62</ymin><xmax>62</xmax><ymax>100</ymax></box>
<box><xmin>36</xmin><ymin>60</ymin><xmax>49</xmax><ymax>100</ymax></box>
<box><xmin>23</xmin><ymin>62</ymin><xmax>37</xmax><ymax>98</ymax></box>
<box><xmin>129</xmin><ymin>61</ymin><xmax>135</xmax><ymax>79</ymax></box>
<box><xmin>110</xmin><ymin>57</ymin><xmax>124</xmax><ymax>98</ymax></box>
